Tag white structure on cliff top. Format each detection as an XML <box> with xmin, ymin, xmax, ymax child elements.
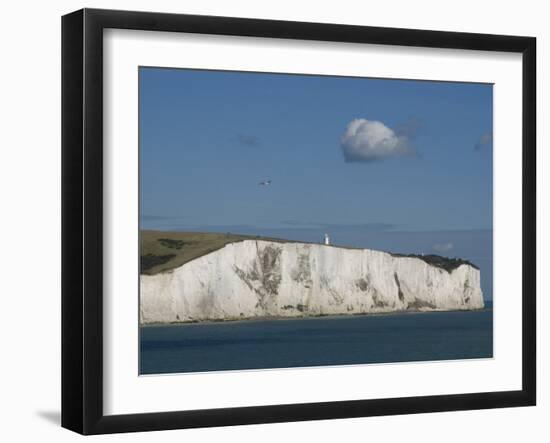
<box><xmin>324</xmin><ymin>233</ymin><xmax>330</xmax><ymax>245</ymax></box>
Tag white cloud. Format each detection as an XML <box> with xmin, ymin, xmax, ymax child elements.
<box><xmin>433</xmin><ymin>242</ymin><xmax>454</xmax><ymax>253</ymax></box>
<box><xmin>340</xmin><ymin>118</ymin><xmax>414</xmax><ymax>162</ymax></box>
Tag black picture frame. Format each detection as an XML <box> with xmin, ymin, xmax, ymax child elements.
<box><xmin>62</xmin><ymin>8</ymin><xmax>536</xmax><ymax>435</ymax></box>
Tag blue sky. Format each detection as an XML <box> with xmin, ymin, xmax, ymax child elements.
<box><xmin>139</xmin><ymin>67</ymin><xmax>493</xmax><ymax>299</ymax></box>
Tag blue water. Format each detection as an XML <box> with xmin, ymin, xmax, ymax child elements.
<box><xmin>140</xmin><ymin>304</ymin><xmax>493</xmax><ymax>375</ymax></box>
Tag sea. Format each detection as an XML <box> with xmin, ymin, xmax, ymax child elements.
<box><xmin>140</xmin><ymin>302</ymin><xmax>493</xmax><ymax>375</ymax></box>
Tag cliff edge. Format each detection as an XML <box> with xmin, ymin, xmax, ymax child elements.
<box><xmin>140</xmin><ymin>238</ymin><xmax>484</xmax><ymax>324</ymax></box>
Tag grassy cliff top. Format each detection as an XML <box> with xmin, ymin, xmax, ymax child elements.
<box><xmin>140</xmin><ymin>231</ymin><xmax>285</xmax><ymax>275</ymax></box>
<box><xmin>140</xmin><ymin>230</ymin><xmax>478</xmax><ymax>275</ymax></box>
<box><xmin>389</xmin><ymin>252</ymin><xmax>479</xmax><ymax>272</ymax></box>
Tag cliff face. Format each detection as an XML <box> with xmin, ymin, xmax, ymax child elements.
<box><xmin>140</xmin><ymin>240</ymin><xmax>484</xmax><ymax>324</ymax></box>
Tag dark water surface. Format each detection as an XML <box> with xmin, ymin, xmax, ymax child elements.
<box><xmin>140</xmin><ymin>305</ymin><xmax>493</xmax><ymax>375</ymax></box>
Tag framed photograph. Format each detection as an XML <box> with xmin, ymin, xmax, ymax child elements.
<box><xmin>61</xmin><ymin>8</ymin><xmax>536</xmax><ymax>435</ymax></box>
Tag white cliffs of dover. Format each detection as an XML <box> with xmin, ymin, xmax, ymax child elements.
<box><xmin>140</xmin><ymin>240</ymin><xmax>484</xmax><ymax>324</ymax></box>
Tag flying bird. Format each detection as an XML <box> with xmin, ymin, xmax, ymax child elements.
<box><xmin>258</xmin><ymin>180</ymin><xmax>272</xmax><ymax>186</ymax></box>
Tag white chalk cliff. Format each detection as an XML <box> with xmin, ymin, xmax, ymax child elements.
<box><xmin>140</xmin><ymin>240</ymin><xmax>484</xmax><ymax>324</ymax></box>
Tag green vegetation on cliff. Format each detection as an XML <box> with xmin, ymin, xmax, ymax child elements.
<box><xmin>140</xmin><ymin>231</ymin><xmax>251</xmax><ymax>275</ymax></box>
<box><xmin>140</xmin><ymin>230</ymin><xmax>478</xmax><ymax>275</ymax></box>
<box><xmin>140</xmin><ymin>231</ymin><xmax>290</xmax><ymax>275</ymax></box>
<box><xmin>389</xmin><ymin>252</ymin><xmax>479</xmax><ymax>272</ymax></box>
